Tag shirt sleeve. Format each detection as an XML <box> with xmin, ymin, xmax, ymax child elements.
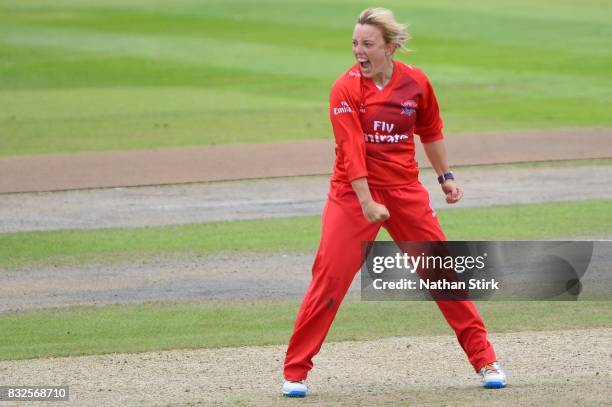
<box><xmin>329</xmin><ymin>81</ymin><xmax>368</xmax><ymax>181</ymax></box>
<box><xmin>415</xmin><ymin>75</ymin><xmax>444</xmax><ymax>144</ymax></box>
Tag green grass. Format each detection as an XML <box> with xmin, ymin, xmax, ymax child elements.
<box><xmin>0</xmin><ymin>299</ymin><xmax>609</xmax><ymax>360</ymax></box>
<box><xmin>0</xmin><ymin>0</ymin><xmax>611</xmax><ymax>156</ymax></box>
<box><xmin>2</xmin><ymin>199</ymin><xmax>612</xmax><ymax>269</ymax></box>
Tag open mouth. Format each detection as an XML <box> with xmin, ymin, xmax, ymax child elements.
<box><xmin>358</xmin><ymin>58</ymin><xmax>370</xmax><ymax>70</ymax></box>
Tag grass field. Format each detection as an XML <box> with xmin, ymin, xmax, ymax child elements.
<box><xmin>2</xmin><ymin>199</ymin><xmax>612</xmax><ymax>269</ymax></box>
<box><xmin>1</xmin><ymin>0</ymin><xmax>611</xmax><ymax>156</ymax></box>
<box><xmin>1</xmin><ymin>2</ymin><xmax>611</xmax><ymax>393</ymax></box>
<box><xmin>1</xmin><ymin>299</ymin><xmax>610</xmax><ymax>361</ymax></box>
<box><xmin>2</xmin><ymin>197</ymin><xmax>611</xmax><ymax>361</ymax></box>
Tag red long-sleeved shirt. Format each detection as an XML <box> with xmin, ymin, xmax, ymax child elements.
<box><xmin>329</xmin><ymin>60</ymin><xmax>444</xmax><ymax>188</ymax></box>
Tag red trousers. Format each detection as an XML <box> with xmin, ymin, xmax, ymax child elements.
<box><xmin>284</xmin><ymin>181</ymin><xmax>497</xmax><ymax>381</ymax></box>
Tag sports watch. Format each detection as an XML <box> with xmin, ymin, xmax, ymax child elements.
<box><xmin>437</xmin><ymin>171</ymin><xmax>455</xmax><ymax>184</ymax></box>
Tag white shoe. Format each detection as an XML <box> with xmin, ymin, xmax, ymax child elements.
<box><xmin>480</xmin><ymin>361</ymin><xmax>507</xmax><ymax>388</ymax></box>
<box><xmin>282</xmin><ymin>380</ymin><xmax>307</xmax><ymax>397</ymax></box>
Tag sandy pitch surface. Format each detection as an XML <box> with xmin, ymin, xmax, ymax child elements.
<box><xmin>0</xmin><ymin>328</ymin><xmax>609</xmax><ymax>406</ymax></box>
<box><xmin>2</xmin><ymin>128</ymin><xmax>611</xmax><ymax>193</ymax></box>
<box><xmin>3</xmin><ymin>164</ymin><xmax>612</xmax><ymax>233</ymax></box>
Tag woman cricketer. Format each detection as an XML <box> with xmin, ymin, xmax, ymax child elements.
<box><xmin>282</xmin><ymin>7</ymin><xmax>507</xmax><ymax>397</ymax></box>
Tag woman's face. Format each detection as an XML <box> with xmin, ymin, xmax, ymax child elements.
<box><xmin>352</xmin><ymin>23</ymin><xmax>394</xmax><ymax>78</ymax></box>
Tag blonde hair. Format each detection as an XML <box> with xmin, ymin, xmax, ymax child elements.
<box><xmin>357</xmin><ymin>7</ymin><xmax>410</xmax><ymax>53</ymax></box>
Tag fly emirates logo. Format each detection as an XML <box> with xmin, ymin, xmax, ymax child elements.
<box><xmin>364</xmin><ymin>120</ymin><xmax>409</xmax><ymax>144</ymax></box>
<box><xmin>333</xmin><ymin>101</ymin><xmax>353</xmax><ymax>115</ymax></box>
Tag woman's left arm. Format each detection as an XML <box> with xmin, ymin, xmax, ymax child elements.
<box><xmin>422</xmin><ymin>139</ymin><xmax>463</xmax><ymax>204</ymax></box>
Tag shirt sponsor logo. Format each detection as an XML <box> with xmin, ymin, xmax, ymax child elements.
<box><xmin>401</xmin><ymin>100</ymin><xmax>417</xmax><ymax>116</ymax></box>
<box><xmin>364</xmin><ymin>133</ymin><xmax>410</xmax><ymax>143</ymax></box>
<box><xmin>348</xmin><ymin>70</ymin><xmax>361</xmax><ymax>77</ymax></box>
<box><xmin>374</xmin><ymin>120</ymin><xmax>394</xmax><ymax>132</ymax></box>
<box><xmin>333</xmin><ymin>101</ymin><xmax>353</xmax><ymax>115</ymax></box>
<box><xmin>366</xmin><ymin>120</ymin><xmax>409</xmax><ymax>143</ymax></box>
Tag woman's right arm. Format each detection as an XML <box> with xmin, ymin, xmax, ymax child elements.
<box><xmin>329</xmin><ymin>81</ymin><xmax>389</xmax><ymax>222</ymax></box>
<box><xmin>330</xmin><ymin>81</ymin><xmax>390</xmax><ymax>222</ymax></box>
